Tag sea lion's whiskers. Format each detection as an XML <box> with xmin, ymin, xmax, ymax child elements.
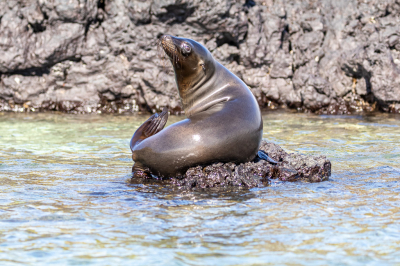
<box><xmin>157</xmin><ymin>40</ymin><xmax>164</xmax><ymax>60</ymax></box>
<box><xmin>157</xmin><ymin>40</ymin><xmax>168</xmax><ymax>81</ymax></box>
<box><xmin>158</xmin><ymin>38</ymin><xmax>176</xmax><ymax>81</ymax></box>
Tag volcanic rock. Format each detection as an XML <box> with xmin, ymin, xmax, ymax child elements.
<box><xmin>1</xmin><ymin>0</ymin><xmax>400</xmax><ymax>114</ymax></box>
<box><xmin>132</xmin><ymin>140</ymin><xmax>331</xmax><ymax>189</ymax></box>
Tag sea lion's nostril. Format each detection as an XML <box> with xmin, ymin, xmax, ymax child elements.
<box><xmin>162</xmin><ymin>35</ymin><xmax>172</xmax><ymax>42</ymax></box>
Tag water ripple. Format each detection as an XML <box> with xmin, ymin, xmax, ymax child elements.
<box><xmin>0</xmin><ymin>112</ymin><xmax>399</xmax><ymax>265</ymax></box>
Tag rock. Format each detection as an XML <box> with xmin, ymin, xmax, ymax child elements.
<box><xmin>1</xmin><ymin>0</ymin><xmax>400</xmax><ymax>114</ymax></box>
<box><xmin>136</xmin><ymin>140</ymin><xmax>332</xmax><ymax>189</ymax></box>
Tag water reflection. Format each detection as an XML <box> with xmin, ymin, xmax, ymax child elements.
<box><xmin>0</xmin><ymin>111</ymin><xmax>399</xmax><ymax>265</ymax></box>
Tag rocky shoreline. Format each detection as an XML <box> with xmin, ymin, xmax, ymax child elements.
<box><xmin>1</xmin><ymin>0</ymin><xmax>400</xmax><ymax>115</ymax></box>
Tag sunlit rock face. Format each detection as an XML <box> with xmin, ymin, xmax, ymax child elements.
<box><xmin>1</xmin><ymin>0</ymin><xmax>400</xmax><ymax>114</ymax></box>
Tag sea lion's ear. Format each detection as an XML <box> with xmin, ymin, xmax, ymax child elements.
<box><xmin>200</xmin><ymin>62</ymin><xmax>206</xmax><ymax>73</ymax></box>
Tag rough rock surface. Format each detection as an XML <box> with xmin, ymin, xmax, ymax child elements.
<box><xmin>131</xmin><ymin>141</ymin><xmax>331</xmax><ymax>189</ymax></box>
<box><xmin>1</xmin><ymin>0</ymin><xmax>400</xmax><ymax>114</ymax></box>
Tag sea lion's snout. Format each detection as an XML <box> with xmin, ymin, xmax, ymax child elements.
<box><xmin>161</xmin><ymin>35</ymin><xmax>177</xmax><ymax>58</ymax></box>
<box><xmin>161</xmin><ymin>35</ymin><xmax>193</xmax><ymax>60</ymax></box>
<box><xmin>161</xmin><ymin>35</ymin><xmax>172</xmax><ymax>42</ymax></box>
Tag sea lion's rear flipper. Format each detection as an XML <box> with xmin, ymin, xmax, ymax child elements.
<box><xmin>256</xmin><ymin>150</ymin><xmax>279</xmax><ymax>164</ymax></box>
<box><xmin>130</xmin><ymin>107</ymin><xmax>169</xmax><ymax>150</ymax></box>
<box><xmin>131</xmin><ymin>162</ymin><xmax>151</xmax><ymax>178</ymax></box>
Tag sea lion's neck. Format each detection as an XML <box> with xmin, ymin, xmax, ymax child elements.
<box><xmin>176</xmin><ymin>62</ymin><xmax>228</xmax><ymax>117</ymax></box>
<box><xmin>176</xmin><ymin>71</ymin><xmax>205</xmax><ymax>105</ymax></box>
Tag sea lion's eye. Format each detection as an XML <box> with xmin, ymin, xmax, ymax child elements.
<box><xmin>181</xmin><ymin>43</ymin><xmax>191</xmax><ymax>55</ymax></box>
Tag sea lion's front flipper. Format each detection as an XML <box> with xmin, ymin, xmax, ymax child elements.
<box><xmin>143</xmin><ymin>107</ymin><xmax>169</xmax><ymax>137</ymax></box>
<box><xmin>256</xmin><ymin>150</ymin><xmax>279</xmax><ymax>164</ymax></box>
<box><xmin>130</xmin><ymin>107</ymin><xmax>169</xmax><ymax>151</ymax></box>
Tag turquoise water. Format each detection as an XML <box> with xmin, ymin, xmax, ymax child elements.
<box><xmin>0</xmin><ymin>112</ymin><xmax>399</xmax><ymax>265</ymax></box>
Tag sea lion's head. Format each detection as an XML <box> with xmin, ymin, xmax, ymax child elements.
<box><xmin>160</xmin><ymin>35</ymin><xmax>215</xmax><ymax>95</ymax></box>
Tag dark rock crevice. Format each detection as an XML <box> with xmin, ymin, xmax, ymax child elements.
<box><xmin>28</xmin><ymin>21</ymin><xmax>47</xmax><ymax>33</ymax></box>
<box><xmin>98</xmin><ymin>0</ymin><xmax>106</xmax><ymax>12</ymax></box>
<box><xmin>3</xmin><ymin>66</ymin><xmax>50</xmax><ymax>77</ymax></box>
<box><xmin>156</xmin><ymin>3</ymin><xmax>196</xmax><ymax>25</ymax></box>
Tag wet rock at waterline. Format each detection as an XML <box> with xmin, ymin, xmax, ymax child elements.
<box><xmin>1</xmin><ymin>0</ymin><xmax>400</xmax><ymax>114</ymax></box>
<box><xmin>132</xmin><ymin>141</ymin><xmax>331</xmax><ymax>189</ymax></box>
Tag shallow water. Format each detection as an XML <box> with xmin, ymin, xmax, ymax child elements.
<box><xmin>0</xmin><ymin>111</ymin><xmax>399</xmax><ymax>265</ymax></box>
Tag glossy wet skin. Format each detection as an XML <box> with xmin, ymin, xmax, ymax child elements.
<box><xmin>1</xmin><ymin>112</ymin><xmax>400</xmax><ymax>265</ymax></box>
<box><xmin>130</xmin><ymin>35</ymin><xmax>262</xmax><ymax>177</ymax></box>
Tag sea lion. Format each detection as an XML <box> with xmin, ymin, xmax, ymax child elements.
<box><xmin>130</xmin><ymin>35</ymin><xmax>264</xmax><ymax>177</ymax></box>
